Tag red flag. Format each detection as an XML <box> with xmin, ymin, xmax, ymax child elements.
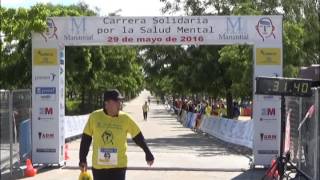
<box><xmin>298</xmin><ymin>104</ymin><xmax>316</xmax><ymax>131</ymax></box>
<box><xmin>307</xmin><ymin>105</ymin><xmax>315</xmax><ymax>118</ymax></box>
<box><xmin>284</xmin><ymin>110</ymin><xmax>291</xmax><ymax>153</ymax></box>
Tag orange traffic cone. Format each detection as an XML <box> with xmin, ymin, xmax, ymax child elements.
<box><xmin>24</xmin><ymin>159</ymin><xmax>37</xmax><ymax>177</ymax></box>
<box><xmin>266</xmin><ymin>159</ymin><xmax>279</xmax><ymax>178</ymax></box>
<box><xmin>64</xmin><ymin>143</ymin><xmax>70</xmax><ymax>160</ymax></box>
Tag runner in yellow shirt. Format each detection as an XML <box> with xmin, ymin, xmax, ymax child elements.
<box><xmin>79</xmin><ymin>89</ymin><xmax>154</xmax><ymax>180</ymax></box>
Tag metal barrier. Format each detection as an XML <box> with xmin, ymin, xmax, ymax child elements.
<box><xmin>0</xmin><ymin>89</ymin><xmax>31</xmax><ymax>176</ymax></box>
<box><xmin>19</xmin><ymin>119</ymin><xmax>31</xmax><ymax>161</ymax></box>
<box><xmin>287</xmin><ymin>88</ymin><xmax>319</xmax><ymax>179</ymax></box>
<box><xmin>1</xmin><ymin>90</ymin><xmax>10</xmax><ymax>173</ymax></box>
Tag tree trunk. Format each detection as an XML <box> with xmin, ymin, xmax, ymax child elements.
<box><xmin>226</xmin><ymin>90</ymin><xmax>233</xmax><ymax>119</ymax></box>
<box><xmin>88</xmin><ymin>89</ymin><xmax>92</xmax><ymax>112</ymax></box>
<box><xmin>80</xmin><ymin>88</ymin><xmax>85</xmax><ymax>113</ymax></box>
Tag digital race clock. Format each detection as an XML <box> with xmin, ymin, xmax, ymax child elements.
<box><xmin>256</xmin><ymin>77</ymin><xmax>313</xmax><ymax>97</ymax></box>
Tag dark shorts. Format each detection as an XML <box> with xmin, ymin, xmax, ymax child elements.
<box><xmin>92</xmin><ymin>167</ymin><xmax>126</xmax><ymax>180</ymax></box>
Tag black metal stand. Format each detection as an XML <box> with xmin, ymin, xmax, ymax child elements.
<box><xmin>262</xmin><ymin>96</ymin><xmax>312</xmax><ymax>180</ymax></box>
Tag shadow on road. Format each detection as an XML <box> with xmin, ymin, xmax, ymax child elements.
<box><xmin>231</xmin><ymin>168</ymin><xmax>266</xmax><ymax>180</ymax></box>
<box><xmin>129</xmin><ymin>132</ymin><xmax>252</xmax><ymax>159</ymax></box>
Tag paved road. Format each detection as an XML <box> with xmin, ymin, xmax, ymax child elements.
<box><xmin>4</xmin><ymin>90</ymin><xmax>266</xmax><ymax>180</ymax></box>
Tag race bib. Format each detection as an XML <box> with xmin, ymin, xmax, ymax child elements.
<box><xmin>97</xmin><ymin>148</ymin><xmax>118</xmax><ymax>165</ymax></box>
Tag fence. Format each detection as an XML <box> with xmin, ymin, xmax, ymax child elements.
<box><xmin>287</xmin><ymin>88</ymin><xmax>319</xmax><ymax>179</ymax></box>
<box><xmin>1</xmin><ymin>88</ymin><xmax>319</xmax><ymax>179</ymax></box>
<box><xmin>172</xmin><ymin>88</ymin><xmax>319</xmax><ymax>179</ymax></box>
<box><xmin>0</xmin><ymin>89</ymin><xmax>31</xmax><ymax>176</ymax></box>
<box><xmin>175</xmin><ymin>108</ymin><xmax>253</xmax><ymax>149</ymax></box>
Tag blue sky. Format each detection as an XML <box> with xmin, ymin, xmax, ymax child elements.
<box><xmin>1</xmin><ymin>0</ymin><xmax>166</xmax><ymax>16</ymax></box>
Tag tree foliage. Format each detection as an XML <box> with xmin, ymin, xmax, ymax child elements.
<box><xmin>1</xmin><ymin>3</ymin><xmax>144</xmax><ymax>114</ymax></box>
<box><xmin>142</xmin><ymin>0</ymin><xmax>319</xmax><ymax>117</ymax></box>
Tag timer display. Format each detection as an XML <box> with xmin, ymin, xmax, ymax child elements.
<box><xmin>256</xmin><ymin>77</ymin><xmax>313</xmax><ymax>97</ymax></box>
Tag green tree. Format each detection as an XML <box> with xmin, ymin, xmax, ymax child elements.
<box><xmin>1</xmin><ymin>3</ymin><xmax>145</xmax><ymax>114</ymax></box>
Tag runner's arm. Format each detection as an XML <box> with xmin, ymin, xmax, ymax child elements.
<box><xmin>132</xmin><ymin>132</ymin><xmax>154</xmax><ymax>162</ymax></box>
<box><xmin>79</xmin><ymin>133</ymin><xmax>92</xmax><ymax>166</ymax></box>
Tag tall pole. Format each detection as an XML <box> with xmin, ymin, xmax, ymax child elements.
<box><xmin>279</xmin><ymin>95</ymin><xmax>286</xmax><ymax>179</ymax></box>
<box><xmin>9</xmin><ymin>91</ymin><xmax>13</xmax><ymax>175</ymax></box>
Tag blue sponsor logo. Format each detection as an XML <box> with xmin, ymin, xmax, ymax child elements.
<box><xmin>59</xmin><ymin>51</ymin><xmax>64</xmax><ymax>58</ymax></box>
<box><xmin>60</xmin><ymin>67</ymin><xmax>64</xmax><ymax>75</ymax></box>
<box><xmin>35</xmin><ymin>87</ymin><xmax>56</xmax><ymax>94</ymax></box>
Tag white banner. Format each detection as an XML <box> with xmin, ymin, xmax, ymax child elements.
<box><xmin>198</xmin><ymin>115</ymin><xmax>253</xmax><ymax>149</ymax></box>
<box><xmin>253</xmin><ymin>45</ymin><xmax>283</xmax><ymax>165</ymax></box>
<box><xmin>34</xmin><ymin>16</ymin><xmax>282</xmax><ymax>46</ymax></box>
<box><xmin>253</xmin><ymin>97</ymin><xmax>281</xmax><ymax>165</ymax></box>
<box><xmin>32</xmin><ymin>36</ymin><xmax>65</xmax><ymax>164</ymax></box>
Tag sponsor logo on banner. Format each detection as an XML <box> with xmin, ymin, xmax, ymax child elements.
<box><xmin>34</xmin><ymin>73</ymin><xmax>56</xmax><ymax>82</ymax></box>
<box><xmin>38</xmin><ymin>132</ymin><xmax>54</xmax><ymax>140</ymax></box>
<box><xmin>38</xmin><ymin>116</ymin><xmax>54</xmax><ymax>120</ymax></box>
<box><xmin>39</xmin><ymin>107</ymin><xmax>53</xmax><ymax>115</ymax></box>
<box><xmin>261</xmin><ymin>108</ymin><xmax>275</xmax><ymax>116</ymax></box>
<box><xmin>60</xmin><ymin>66</ymin><xmax>64</xmax><ymax>75</ymax></box>
<box><xmin>256</xmin><ymin>48</ymin><xmax>281</xmax><ymax>65</ymax></box>
<box><xmin>35</xmin><ymin>87</ymin><xmax>56</xmax><ymax>94</ymax></box>
<box><xmin>256</xmin><ymin>17</ymin><xmax>275</xmax><ymax>41</ymax></box>
<box><xmin>33</xmin><ymin>48</ymin><xmax>58</xmax><ymax>65</ymax></box>
<box><xmin>64</xmin><ymin>17</ymin><xmax>93</xmax><ymax>41</ymax></box>
<box><xmin>59</xmin><ymin>51</ymin><xmax>64</xmax><ymax>58</ymax></box>
<box><xmin>41</xmin><ymin>18</ymin><xmax>58</xmax><ymax>42</ymax></box>
<box><xmin>59</xmin><ymin>49</ymin><xmax>65</xmax><ymax>65</ymax></box>
<box><xmin>260</xmin><ymin>133</ymin><xmax>277</xmax><ymax>141</ymax></box>
<box><xmin>257</xmin><ymin>150</ymin><xmax>279</xmax><ymax>154</ymax></box>
<box><xmin>36</xmin><ymin>148</ymin><xmax>56</xmax><ymax>153</ymax></box>
<box><xmin>219</xmin><ymin>17</ymin><xmax>248</xmax><ymax>40</ymax></box>
<box><xmin>35</xmin><ymin>87</ymin><xmax>56</xmax><ymax>101</ymax></box>
<box><xmin>38</xmin><ymin>106</ymin><xmax>54</xmax><ymax>120</ymax></box>
<box><xmin>260</xmin><ymin>107</ymin><xmax>277</xmax><ymax>121</ymax></box>
<box><xmin>262</xmin><ymin>95</ymin><xmax>277</xmax><ymax>100</ymax></box>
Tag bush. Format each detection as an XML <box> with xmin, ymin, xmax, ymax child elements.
<box><xmin>66</xmin><ymin>100</ymin><xmax>81</xmax><ymax>115</ymax></box>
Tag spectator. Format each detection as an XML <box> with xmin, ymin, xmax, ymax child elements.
<box><xmin>233</xmin><ymin>102</ymin><xmax>240</xmax><ymax>119</ymax></box>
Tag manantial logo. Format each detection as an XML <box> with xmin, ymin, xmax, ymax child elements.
<box><xmin>256</xmin><ymin>17</ymin><xmax>275</xmax><ymax>41</ymax></box>
<box><xmin>41</xmin><ymin>18</ymin><xmax>58</xmax><ymax>42</ymax></box>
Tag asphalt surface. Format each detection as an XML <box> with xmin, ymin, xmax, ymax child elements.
<box><xmin>2</xmin><ymin>90</ymin><xmax>267</xmax><ymax>180</ymax></box>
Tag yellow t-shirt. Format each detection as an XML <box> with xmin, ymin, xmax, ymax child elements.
<box><xmin>83</xmin><ymin>110</ymin><xmax>141</xmax><ymax>169</ymax></box>
<box><xmin>205</xmin><ymin>106</ymin><xmax>212</xmax><ymax>116</ymax></box>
